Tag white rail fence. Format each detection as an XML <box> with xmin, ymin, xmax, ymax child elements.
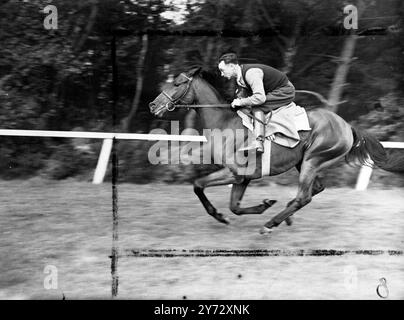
<box><xmin>0</xmin><ymin>129</ymin><xmax>402</xmax><ymax>189</ymax></box>
<box><xmin>0</xmin><ymin>129</ymin><xmax>207</xmax><ymax>184</ymax></box>
<box><xmin>355</xmin><ymin>141</ymin><xmax>404</xmax><ymax>191</ymax></box>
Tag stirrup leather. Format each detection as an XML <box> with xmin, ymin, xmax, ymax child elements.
<box><xmin>239</xmin><ymin>109</ymin><xmax>266</xmax><ymax>153</ymax></box>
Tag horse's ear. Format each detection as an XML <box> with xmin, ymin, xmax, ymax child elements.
<box><xmin>188</xmin><ymin>66</ymin><xmax>202</xmax><ymax>76</ymax></box>
<box><xmin>173</xmin><ymin>66</ymin><xmax>202</xmax><ymax>85</ymax></box>
<box><xmin>174</xmin><ymin>73</ymin><xmax>190</xmax><ymax>86</ymax></box>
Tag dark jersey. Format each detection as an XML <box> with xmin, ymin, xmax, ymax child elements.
<box><xmin>241</xmin><ymin>64</ymin><xmax>289</xmax><ymax>93</ymax></box>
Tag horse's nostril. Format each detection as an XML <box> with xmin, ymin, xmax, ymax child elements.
<box><xmin>149</xmin><ymin>102</ymin><xmax>156</xmax><ymax>109</ymax></box>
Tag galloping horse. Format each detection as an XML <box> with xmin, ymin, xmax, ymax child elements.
<box><xmin>149</xmin><ymin>66</ymin><xmax>403</xmax><ymax>234</ymax></box>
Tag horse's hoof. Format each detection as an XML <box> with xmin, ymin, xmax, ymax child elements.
<box><xmin>259</xmin><ymin>226</ymin><xmax>273</xmax><ymax>235</ymax></box>
<box><xmin>213</xmin><ymin>213</ymin><xmax>230</xmax><ymax>225</ymax></box>
<box><xmin>263</xmin><ymin>199</ymin><xmax>277</xmax><ymax>208</ymax></box>
<box><xmin>285</xmin><ymin>217</ymin><xmax>293</xmax><ymax>226</ymax></box>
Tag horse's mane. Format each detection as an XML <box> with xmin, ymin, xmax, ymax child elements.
<box><xmin>197</xmin><ymin>70</ymin><xmax>224</xmax><ymax>102</ymax></box>
<box><xmin>197</xmin><ymin>68</ymin><xmax>235</xmax><ymax>103</ymax></box>
<box><xmin>198</xmin><ymin>69</ymin><xmax>221</xmax><ymax>89</ymax></box>
<box><xmin>195</xmin><ymin>69</ymin><xmax>239</xmax><ymax>120</ymax></box>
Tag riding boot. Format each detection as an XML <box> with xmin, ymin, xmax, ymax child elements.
<box><xmin>239</xmin><ymin>109</ymin><xmax>266</xmax><ymax>153</ymax></box>
<box><xmin>254</xmin><ymin>109</ymin><xmax>265</xmax><ymax>153</ymax></box>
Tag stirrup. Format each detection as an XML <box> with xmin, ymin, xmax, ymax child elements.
<box><xmin>256</xmin><ymin>140</ymin><xmax>264</xmax><ymax>153</ymax></box>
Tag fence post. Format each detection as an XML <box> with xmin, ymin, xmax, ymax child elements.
<box><xmin>93</xmin><ymin>138</ymin><xmax>113</xmax><ymax>184</ymax></box>
<box><xmin>355</xmin><ymin>158</ymin><xmax>374</xmax><ymax>191</ymax></box>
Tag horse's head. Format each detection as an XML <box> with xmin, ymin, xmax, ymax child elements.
<box><xmin>149</xmin><ymin>67</ymin><xmax>201</xmax><ymax>118</ymax></box>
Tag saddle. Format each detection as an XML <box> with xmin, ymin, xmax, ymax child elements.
<box><xmin>237</xmin><ymin>102</ymin><xmax>311</xmax><ymax>148</ymax></box>
<box><xmin>236</xmin><ymin>102</ymin><xmax>311</xmax><ymax>176</ymax></box>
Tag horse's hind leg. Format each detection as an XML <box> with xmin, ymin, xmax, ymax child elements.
<box><xmin>229</xmin><ymin>180</ymin><xmax>277</xmax><ymax>215</ymax></box>
<box><xmin>285</xmin><ymin>175</ymin><xmax>324</xmax><ymax>208</ymax></box>
<box><xmin>260</xmin><ymin>160</ymin><xmax>318</xmax><ymax>234</ymax></box>
<box><xmin>194</xmin><ymin>167</ymin><xmax>243</xmax><ymax>224</ymax></box>
<box><xmin>294</xmin><ymin>162</ymin><xmax>325</xmax><ymax>199</ymax></box>
<box><xmin>312</xmin><ymin>177</ymin><xmax>325</xmax><ymax>196</ymax></box>
<box><xmin>284</xmin><ymin>167</ymin><xmax>325</xmax><ymax>226</ymax></box>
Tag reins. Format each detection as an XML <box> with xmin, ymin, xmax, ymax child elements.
<box><xmin>159</xmin><ymin>73</ymin><xmax>272</xmax><ymax>125</ymax></box>
<box><xmin>172</xmin><ymin>104</ymin><xmax>231</xmax><ymax>108</ymax></box>
<box><xmin>172</xmin><ymin>104</ymin><xmax>270</xmax><ymax>125</ymax></box>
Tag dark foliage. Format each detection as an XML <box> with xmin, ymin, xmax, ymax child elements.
<box><xmin>0</xmin><ymin>0</ymin><xmax>403</xmax><ymax>186</ymax></box>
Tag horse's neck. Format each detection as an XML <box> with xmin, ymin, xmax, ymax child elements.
<box><xmin>193</xmin><ymin>78</ymin><xmax>236</xmax><ymax>130</ymax></box>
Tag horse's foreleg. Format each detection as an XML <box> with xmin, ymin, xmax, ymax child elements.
<box><xmin>260</xmin><ymin>161</ymin><xmax>318</xmax><ymax>234</ymax></box>
<box><xmin>193</xmin><ymin>167</ymin><xmax>242</xmax><ymax>224</ymax></box>
<box><xmin>229</xmin><ymin>180</ymin><xmax>277</xmax><ymax>215</ymax></box>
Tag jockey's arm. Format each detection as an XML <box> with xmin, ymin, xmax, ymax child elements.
<box><xmin>237</xmin><ymin>68</ymin><xmax>266</xmax><ymax>106</ymax></box>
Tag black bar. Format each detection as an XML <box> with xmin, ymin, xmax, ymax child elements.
<box><xmin>110</xmin><ymin>33</ymin><xmax>119</xmax><ymax>298</ymax></box>
<box><xmin>125</xmin><ymin>249</ymin><xmax>404</xmax><ymax>258</ymax></box>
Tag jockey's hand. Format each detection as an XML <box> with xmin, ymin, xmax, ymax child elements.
<box><xmin>231</xmin><ymin>98</ymin><xmax>242</xmax><ymax>108</ymax></box>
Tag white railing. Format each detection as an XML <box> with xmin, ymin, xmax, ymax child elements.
<box><xmin>0</xmin><ymin>129</ymin><xmax>401</xmax><ymax>189</ymax></box>
<box><xmin>0</xmin><ymin>129</ymin><xmax>207</xmax><ymax>184</ymax></box>
<box><xmin>355</xmin><ymin>141</ymin><xmax>404</xmax><ymax>191</ymax></box>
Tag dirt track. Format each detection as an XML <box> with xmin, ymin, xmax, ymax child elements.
<box><xmin>0</xmin><ymin>179</ymin><xmax>403</xmax><ymax>299</ymax></box>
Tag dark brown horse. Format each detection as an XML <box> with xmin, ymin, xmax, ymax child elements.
<box><xmin>149</xmin><ymin>67</ymin><xmax>403</xmax><ymax>234</ymax></box>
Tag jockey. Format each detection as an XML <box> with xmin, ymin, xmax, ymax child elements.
<box><xmin>218</xmin><ymin>51</ymin><xmax>295</xmax><ymax>153</ymax></box>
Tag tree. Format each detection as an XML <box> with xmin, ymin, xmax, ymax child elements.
<box><xmin>327</xmin><ymin>0</ymin><xmax>366</xmax><ymax>113</ymax></box>
<box><xmin>123</xmin><ymin>34</ymin><xmax>149</xmax><ymax>132</ymax></box>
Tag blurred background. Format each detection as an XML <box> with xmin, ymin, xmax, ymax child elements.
<box><xmin>0</xmin><ymin>0</ymin><xmax>403</xmax><ymax>187</ymax></box>
<box><xmin>1</xmin><ymin>0</ymin><xmax>404</xmax><ymax>300</ymax></box>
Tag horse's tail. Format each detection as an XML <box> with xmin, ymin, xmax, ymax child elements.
<box><xmin>347</xmin><ymin>127</ymin><xmax>404</xmax><ymax>173</ymax></box>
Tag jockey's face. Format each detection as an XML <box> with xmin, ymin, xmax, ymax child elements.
<box><xmin>218</xmin><ymin>61</ymin><xmax>237</xmax><ymax>80</ymax></box>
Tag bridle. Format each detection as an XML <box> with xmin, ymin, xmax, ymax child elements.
<box><xmin>153</xmin><ymin>72</ymin><xmax>270</xmax><ymax>125</ymax></box>
<box><xmin>161</xmin><ymin>73</ymin><xmax>193</xmax><ymax>111</ymax></box>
